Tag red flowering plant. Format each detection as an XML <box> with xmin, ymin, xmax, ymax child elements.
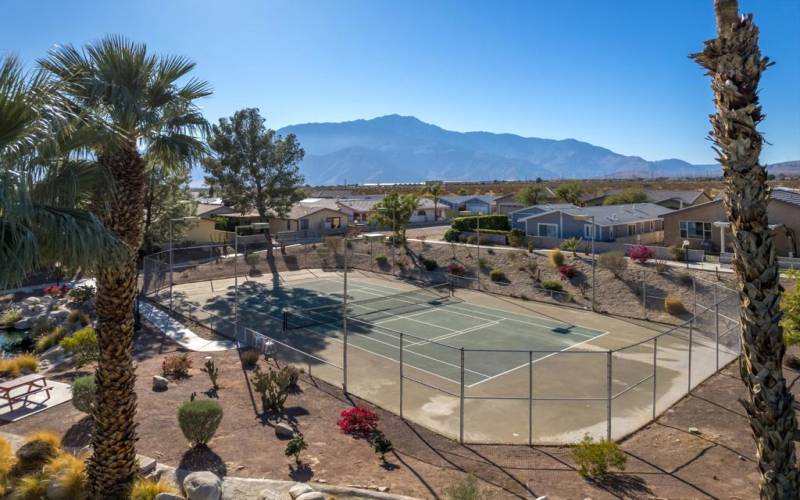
<box><xmin>627</xmin><ymin>245</ymin><xmax>654</xmax><ymax>264</ymax></box>
<box><xmin>43</xmin><ymin>285</ymin><xmax>69</xmax><ymax>296</ymax></box>
<box><xmin>338</xmin><ymin>406</ymin><xmax>380</xmax><ymax>437</ymax></box>
<box><xmin>447</xmin><ymin>262</ymin><xmax>466</xmax><ymax>276</ymax></box>
<box><xmin>558</xmin><ymin>264</ymin><xmax>576</xmax><ymax>280</ymax></box>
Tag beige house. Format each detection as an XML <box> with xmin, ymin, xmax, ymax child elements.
<box><xmin>661</xmin><ymin>187</ymin><xmax>800</xmax><ymax>256</ymax></box>
<box><xmin>584</xmin><ymin>189</ymin><xmax>712</xmax><ymax>210</ymax></box>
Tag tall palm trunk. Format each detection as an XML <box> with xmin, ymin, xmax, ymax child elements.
<box><xmin>693</xmin><ymin>1</ymin><xmax>799</xmax><ymax>497</ymax></box>
<box><xmin>87</xmin><ymin>143</ymin><xmax>146</xmax><ymax>498</ymax></box>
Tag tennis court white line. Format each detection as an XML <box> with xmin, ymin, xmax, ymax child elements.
<box><xmin>404</xmin><ymin>320</ymin><xmax>501</xmax><ymax>347</ymax></box>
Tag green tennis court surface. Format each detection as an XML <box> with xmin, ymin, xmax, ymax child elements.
<box><xmin>232</xmin><ymin>277</ymin><xmax>606</xmax><ymax>387</ymax></box>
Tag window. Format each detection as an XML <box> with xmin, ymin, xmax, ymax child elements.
<box><xmin>300</xmin><ymin>219</ymin><xmax>309</xmax><ymax>230</ymax></box>
<box><xmin>326</xmin><ymin>217</ymin><xmax>341</xmax><ymax>229</ymax></box>
<box><xmin>537</xmin><ymin>223</ymin><xmax>558</xmax><ymax>238</ymax></box>
<box><xmin>583</xmin><ymin>224</ymin><xmax>595</xmax><ymax>239</ymax></box>
<box><xmin>418</xmin><ymin>210</ymin><xmax>427</xmax><ymax>216</ymax></box>
<box><xmin>680</xmin><ymin>221</ymin><xmax>712</xmax><ymax>240</ymax></box>
<box><xmin>627</xmin><ymin>224</ymin><xmax>637</xmax><ymax>236</ymax></box>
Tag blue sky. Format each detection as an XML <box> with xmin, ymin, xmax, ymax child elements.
<box><xmin>3</xmin><ymin>0</ymin><xmax>799</xmax><ymax>182</ymax></box>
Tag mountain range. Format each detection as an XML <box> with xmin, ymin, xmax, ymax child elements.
<box><xmin>277</xmin><ymin>115</ymin><xmax>795</xmax><ymax>185</ymax></box>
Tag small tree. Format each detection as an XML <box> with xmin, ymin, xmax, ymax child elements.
<box><xmin>251</xmin><ymin>366</ymin><xmax>293</xmax><ymax>416</ymax></box>
<box><xmin>372</xmin><ymin>432</ymin><xmax>393</xmax><ymax>463</ymax></box>
<box><xmin>201</xmin><ymin>357</ymin><xmax>220</xmax><ymax>391</ymax></box>
<box><xmin>369</xmin><ymin>193</ymin><xmax>419</xmax><ymax>243</ymax></box>
<box><xmin>602</xmin><ymin>189</ymin><xmax>649</xmax><ymax>205</ymax></box>
<box><xmin>285</xmin><ymin>433</ymin><xmax>308</xmax><ymax>465</ymax></box>
<box><xmin>554</xmin><ymin>181</ymin><xmax>583</xmax><ymax>204</ymax></box>
<box><xmin>425</xmin><ymin>182</ymin><xmax>444</xmax><ymax>221</ymax></box>
<box><xmin>515</xmin><ymin>185</ymin><xmax>545</xmax><ymax>206</ymax></box>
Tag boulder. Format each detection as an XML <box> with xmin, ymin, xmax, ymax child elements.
<box><xmin>155</xmin><ymin>494</ymin><xmax>184</xmax><ymax>500</ymax></box>
<box><xmin>13</xmin><ymin>319</ymin><xmax>30</xmax><ymax>330</ymax></box>
<box><xmin>296</xmin><ymin>493</ymin><xmax>325</xmax><ymax>500</ymax></box>
<box><xmin>274</xmin><ymin>422</ymin><xmax>295</xmax><ymax>439</ymax></box>
<box><xmin>153</xmin><ymin>375</ymin><xmax>169</xmax><ymax>391</ymax></box>
<box><xmin>182</xmin><ymin>471</ymin><xmax>222</xmax><ymax>500</ymax></box>
<box><xmin>289</xmin><ymin>483</ymin><xmax>314</xmax><ymax>499</ymax></box>
<box><xmin>22</xmin><ymin>296</ymin><xmax>41</xmax><ymax>306</ymax></box>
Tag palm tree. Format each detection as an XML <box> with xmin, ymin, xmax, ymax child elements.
<box><xmin>40</xmin><ymin>36</ymin><xmax>211</xmax><ymax>497</ymax></box>
<box><xmin>425</xmin><ymin>182</ymin><xmax>444</xmax><ymax>221</ymax></box>
<box><xmin>693</xmin><ymin>1</ymin><xmax>799</xmax><ymax>497</ymax></box>
<box><xmin>0</xmin><ymin>55</ymin><xmax>118</xmax><ymax>289</ymax></box>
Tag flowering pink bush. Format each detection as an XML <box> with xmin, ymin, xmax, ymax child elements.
<box><xmin>628</xmin><ymin>245</ymin><xmax>654</xmax><ymax>264</ymax></box>
<box><xmin>558</xmin><ymin>264</ymin><xmax>576</xmax><ymax>280</ymax></box>
<box><xmin>447</xmin><ymin>262</ymin><xmax>466</xmax><ymax>276</ymax></box>
<box><xmin>338</xmin><ymin>406</ymin><xmax>380</xmax><ymax>437</ymax></box>
<box><xmin>43</xmin><ymin>285</ymin><xmax>68</xmax><ymax>296</ymax></box>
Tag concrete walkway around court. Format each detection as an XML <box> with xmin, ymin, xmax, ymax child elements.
<box><xmin>140</xmin><ymin>301</ymin><xmax>236</xmax><ymax>352</ymax></box>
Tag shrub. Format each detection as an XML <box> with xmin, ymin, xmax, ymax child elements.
<box><xmin>549</xmin><ymin>248</ymin><xmax>565</xmax><ymax>267</ymax></box>
<box><xmin>285</xmin><ymin>433</ymin><xmax>308</xmax><ymax>465</ymax></box>
<box><xmin>489</xmin><ymin>269</ymin><xmax>506</xmax><ymax>282</ymax></box>
<box><xmin>443</xmin><ymin>474</ymin><xmax>490</xmax><ymax>500</ymax></box>
<box><xmin>451</xmin><ymin>215</ymin><xmax>510</xmax><ymax>232</ymax></box>
<box><xmin>627</xmin><ymin>245</ymin><xmax>654</xmax><ymax>264</ymax></box>
<box><xmin>60</xmin><ymin>327</ymin><xmax>99</xmax><ymax>368</ymax></box>
<box><xmin>71</xmin><ymin>375</ymin><xmax>96</xmax><ymax>414</ymax></box>
<box><xmin>664</xmin><ymin>295</ymin><xmax>687</xmax><ymax>315</ymax></box>
<box><xmin>396</xmin><ymin>259</ymin><xmax>407</xmax><ymax>269</ymax></box>
<box><xmin>14</xmin><ymin>354</ymin><xmax>39</xmax><ymax>373</ymax></box>
<box><xmin>35</xmin><ymin>326</ymin><xmax>68</xmax><ymax>353</ymax></box>
<box><xmin>161</xmin><ymin>353</ymin><xmax>192</xmax><ymax>379</ymax></box>
<box><xmin>0</xmin><ymin>358</ymin><xmax>20</xmax><ymax>378</ymax></box>
<box><xmin>558</xmin><ymin>264</ymin><xmax>576</xmax><ymax>280</ymax></box>
<box><xmin>466</xmin><ymin>235</ymin><xmax>478</xmax><ymax>245</ymax></box>
<box><xmin>420</xmin><ymin>256</ymin><xmax>438</xmax><ymax>271</ymax></box>
<box><xmin>447</xmin><ymin>262</ymin><xmax>466</xmax><ymax>276</ymax></box>
<box><xmin>31</xmin><ymin>317</ymin><xmax>53</xmax><ymax>337</ymax></box>
<box><xmin>67</xmin><ymin>285</ymin><xmax>95</xmax><ymax>303</ymax></box>
<box><xmin>444</xmin><ymin>228</ymin><xmax>460</xmax><ymax>242</ymax></box>
<box><xmin>245</xmin><ymin>252</ymin><xmax>260</xmax><ymax>268</ymax></box>
<box><xmin>0</xmin><ymin>307</ymin><xmax>22</xmax><ymax>326</ymax></box>
<box><xmin>541</xmin><ymin>280</ymin><xmax>563</xmax><ymax>292</ymax></box>
<box><xmin>477</xmin><ymin>257</ymin><xmax>488</xmax><ymax>269</ymax></box>
<box><xmin>375</xmin><ymin>255</ymin><xmax>388</xmax><ymax>266</ymax></box>
<box><xmin>372</xmin><ymin>432</ymin><xmax>394</xmax><ymax>462</ymax></box>
<box><xmin>12</xmin><ymin>432</ymin><xmax>60</xmax><ymax>477</ymax></box>
<box><xmin>338</xmin><ymin>406</ymin><xmax>380</xmax><ymax>437</ymax></box>
<box><xmin>678</xmin><ymin>272</ymin><xmax>694</xmax><ymax>287</ymax></box>
<box><xmin>527</xmin><ymin>241</ymin><xmax>535</xmax><ymax>253</ymax></box>
<box><xmin>66</xmin><ymin>310</ymin><xmax>91</xmax><ymax>327</ymax></box>
<box><xmin>251</xmin><ymin>365</ymin><xmax>294</xmax><ymax>415</ymax></box>
<box><xmin>559</xmin><ymin>237</ymin><xmax>580</xmax><ymax>256</ymax></box>
<box><xmin>599</xmin><ymin>251</ymin><xmax>627</xmax><ymax>278</ymax></box>
<box><xmin>570</xmin><ymin>435</ymin><xmax>627</xmax><ymax>478</ymax></box>
<box><xmin>12</xmin><ymin>472</ymin><xmax>48</xmax><ymax>499</ymax></box>
<box><xmin>0</xmin><ymin>436</ymin><xmax>15</xmax><ymax>481</ymax></box>
<box><xmin>201</xmin><ymin>357</ymin><xmax>220</xmax><ymax>390</ymax></box>
<box><xmin>240</xmin><ymin>350</ymin><xmax>260</xmax><ymax>369</ymax></box>
<box><xmin>654</xmin><ymin>260</ymin><xmax>669</xmax><ymax>273</ymax></box>
<box><xmin>131</xmin><ymin>478</ymin><xmax>178</xmax><ymax>500</ymax></box>
<box><xmin>669</xmin><ymin>245</ymin><xmax>686</xmax><ymax>262</ymax></box>
<box><xmin>43</xmin><ymin>285</ymin><xmax>68</xmax><ymax>296</ymax></box>
<box><xmin>508</xmin><ymin>229</ymin><xmax>526</xmax><ymax>248</ymax></box>
<box><xmin>178</xmin><ymin>399</ymin><xmax>223</xmax><ymax>447</ymax></box>
<box><xmin>43</xmin><ymin>452</ymin><xmax>88</xmax><ymax>499</ymax></box>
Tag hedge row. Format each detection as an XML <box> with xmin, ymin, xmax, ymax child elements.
<box><xmin>451</xmin><ymin>215</ymin><xmax>510</xmax><ymax>232</ymax></box>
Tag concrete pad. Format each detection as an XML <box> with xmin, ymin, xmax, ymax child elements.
<box><xmin>0</xmin><ymin>380</ymin><xmax>72</xmax><ymax>422</ymax></box>
<box><xmin>141</xmin><ymin>302</ymin><xmax>236</xmax><ymax>352</ymax></box>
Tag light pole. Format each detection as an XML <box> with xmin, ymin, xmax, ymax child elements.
<box><xmin>575</xmin><ymin>214</ymin><xmax>596</xmax><ymax>310</ymax></box>
<box><xmin>233</xmin><ymin>222</ymin><xmax>269</xmax><ymax>328</ymax></box>
<box><xmin>169</xmin><ymin>216</ymin><xmax>200</xmax><ymax>312</ymax></box>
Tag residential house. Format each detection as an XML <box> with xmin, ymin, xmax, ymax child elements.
<box><xmin>509</xmin><ymin>204</ymin><xmax>576</xmax><ymax>231</ymax></box>
<box><xmin>493</xmin><ymin>192</ymin><xmax>524</xmax><ymax>214</ymax></box>
<box><xmin>519</xmin><ymin>203</ymin><xmax>671</xmax><ymax>243</ymax></box>
<box><xmin>439</xmin><ymin>195</ymin><xmax>496</xmax><ymax>215</ymax></box>
<box><xmin>661</xmin><ymin>187</ymin><xmax>800</xmax><ymax>256</ymax></box>
<box><xmin>583</xmin><ymin>189</ymin><xmax>712</xmax><ymax>210</ymax></box>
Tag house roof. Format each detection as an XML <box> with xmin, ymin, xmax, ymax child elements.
<box><xmin>196</xmin><ymin>203</ymin><xmax>234</xmax><ymax>217</ymax></box>
<box><xmin>583</xmin><ymin>189</ymin><xmax>707</xmax><ymax>205</ymax></box>
<box><xmin>509</xmin><ymin>203</ymin><xmax>576</xmax><ymax>217</ymax></box>
<box><xmin>440</xmin><ymin>195</ymin><xmax>497</xmax><ymax>205</ymax></box>
<box><xmin>520</xmin><ymin>203</ymin><xmax>672</xmax><ymax>226</ymax></box>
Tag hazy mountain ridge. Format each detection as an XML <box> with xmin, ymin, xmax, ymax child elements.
<box><xmin>278</xmin><ymin>115</ymin><xmax>790</xmax><ymax>185</ymax></box>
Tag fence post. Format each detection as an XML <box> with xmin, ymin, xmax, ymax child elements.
<box><xmin>714</xmin><ymin>284</ymin><xmax>720</xmax><ymax>371</ymax></box>
<box><xmin>399</xmin><ymin>332</ymin><xmax>404</xmax><ymax>419</ymax></box>
<box><xmin>641</xmin><ymin>271</ymin><xmax>647</xmax><ymax>318</ymax></box>
<box><xmin>459</xmin><ymin>348</ymin><xmax>465</xmax><ymax>444</ymax></box>
<box><xmin>688</xmin><ymin>320</ymin><xmax>693</xmax><ymax>392</ymax></box>
<box><xmin>528</xmin><ymin>350</ymin><xmax>533</xmax><ymax>447</ymax></box>
<box><xmin>342</xmin><ymin>238</ymin><xmax>349</xmax><ymax>393</ymax></box>
<box><xmin>692</xmin><ymin>276</ymin><xmax>697</xmax><ymax>320</ymax></box>
<box><xmin>606</xmin><ymin>350</ymin><xmax>613</xmax><ymax>440</ymax></box>
<box><xmin>652</xmin><ymin>337</ymin><xmax>658</xmax><ymax>420</ymax></box>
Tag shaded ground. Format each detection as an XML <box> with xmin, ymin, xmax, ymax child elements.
<box><xmin>3</xmin><ymin>321</ymin><xmax>796</xmax><ymax>499</ymax></box>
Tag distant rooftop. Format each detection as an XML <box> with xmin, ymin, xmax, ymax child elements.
<box><xmin>520</xmin><ymin>203</ymin><xmax>672</xmax><ymax>226</ymax></box>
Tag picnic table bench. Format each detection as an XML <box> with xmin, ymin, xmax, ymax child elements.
<box><xmin>0</xmin><ymin>373</ymin><xmax>52</xmax><ymax>411</ymax></box>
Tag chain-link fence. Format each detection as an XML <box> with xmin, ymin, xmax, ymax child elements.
<box><xmin>141</xmin><ymin>237</ymin><xmax>742</xmax><ymax>444</ymax></box>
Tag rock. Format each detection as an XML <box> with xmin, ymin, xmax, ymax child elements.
<box><xmin>155</xmin><ymin>494</ymin><xmax>184</xmax><ymax>500</ymax></box>
<box><xmin>378</xmin><ymin>486</ymin><xmax>389</xmax><ymax>492</ymax></box>
<box><xmin>289</xmin><ymin>483</ymin><xmax>314</xmax><ymax>499</ymax></box>
<box><xmin>182</xmin><ymin>471</ymin><xmax>222</xmax><ymax>500</ymax></box>
<box><xmin>137</xmin><ymin>454</ymin><xmax>157</xmax><ymax>475</ymax></box>
<box><xmin>274</xmin><ymin>422</ymin><xmax>295</xmax><ymax>439</ymax></box>
<box><xmin>296</xmin><ymin>493</ymin><xmax>325</xmax><ymax>500</ymax></box>
<box><xmin>688</xmin><ymin>427</ymin><xmax>701</xmax><ymax>435</ymax></box>
<box><xmin>13</xmin><ymin>319</ymin><xmax>30</xmax><ymax>330</ymax></box>
<box><xmin>536</xmin><ymin>496</ymin><xmax>548</xmax><ymax>500</ymax></box>
<box><xmin>22</xmin><ymin>296</ymin><xmax>41</xmax><ymax>306</ymax></box>
<box><xmin>153</xmin><ymin>375</ymin><xmax>169</xmax><ymax>391</ymax></box>
<box><xmin>155</xmin><ymin>493</ymin><xmax>183</xmax><ymax>500</ymax></box>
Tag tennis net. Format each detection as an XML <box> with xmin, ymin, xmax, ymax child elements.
<box><xmin>283</xmin><ymin>282</ymin><xmax>453</xmax><ymax>331</ymax></box>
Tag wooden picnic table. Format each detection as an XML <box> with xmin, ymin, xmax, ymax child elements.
<box><xmin>0</xmin><ymin>373</ymin><xmax>52</xmax><ymax>411</ymax></box>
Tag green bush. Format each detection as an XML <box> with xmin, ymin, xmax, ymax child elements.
<box><xmin>444</xmin><ymin>228</ymin><xmax>460</xmax><ymax>242</ymax></box>
<box><xmin>245</xmin><ymin>252</ymin><xmax>260</xmax><ymax>269</ymax></box>
<box><xmin>477</xmin><ymin>257</ymin><xmax>488</xmax><ymax>269</ymax></box>
<box><xmin>0</xmin><ymin>307</ymin><xmax>22</xmax><ymax>326</ymax></box>
<box><xmin>570</xmin><ymin>435</ymin><xmax>627</xmax><ymax>478</ymax></box>
<box><xmin>285</xmin><ymin>433</ymin><xmax>308</xmax><ymax>465</ymax></box>
<box><xmin>559</xmin><ymin>237</ymin><xmax>581</xmax><ymax>255</ymax></box>
<box><xmin>71</xmin><ymin>375</ymin><xmax>96</xmax><ymax>414</ymax></box>
<box><xmin>549</xmin><ymin>248</ymin><xmax>565</xmax><ymax>267</ymax></box>
<box><xmin>443</xmin><ymin>474</ymin><xmax>490</xmax><ymax>500</ymax></box>
<box><xmin>508</xmin><ymin>229</ymin><xmax>526</xmax><ymax>247</ymax></box>
<box><xmin>67</xmin><ymin>285</ymin><xmax>95</xmax><ymax>303</ymax></box>
<box><xmin>31</xmin><ymin>317</ymin><xmax>53</xmax><ymax>337</ymax></box>
<box><xmin>67</xmin><ymin>309</ymin><xmax>91</xmax><ymax>327</ymax></box>
<box><xmin>375</xmin><ymin>255</ymin><xmax>388</xmax><ymax>266</ymax></box>
<box><xmin>240</xmin><ymin>349</ymin><xmax>260</xmax><ymax>369</ymax></box>
<box><xmin>664</xmin><ymin>295</ymin><xmax>687</xmax><ymax>315</ymax></box>
<box><xmin>599</xmin><ymin>251</ymin><xmax>628</xmax><ymax>278</ymax></box>
<box><xmin>541</xmin><ymin>280</ymin><xmax>563</xmax><ymax>292</ymax></box>
<box><xmin>59</xmin><ymin>327</ymin><xmax>98</xmax><ymax>368</ymax></box>
<box><xmin>451</xmin><ymin>215</ymin><xmax>510</xmax><ymax>232</ymax></box>
<box><xmin>420</xmin><ymin>256</ymin><xmax>438</xmax><ymax>271</ymax></box>
<box><xmin>372</xmin><ymin>432</ymin><xmax>394</xmax><ymax>462</ymax></box>
<box><xmin>11</xmin><ymin>437</ymin><xmax>59</xmax><ymax>478</ymax></box>
<box><xmin>251</xmin><ymin>365</ymin><xmax>295</xmax><ymax>415</ymax></box>
<box><xmin>162</xmin><ymin>353</ymin><xmax>192</xmax><ymax>379</ymax></box>
<box><xmin>178</xmin><ymin>399</ymin><xmax>223</xmax><ymax>447</ymax></box>
<box><xmin>489</xmin><ymin>269</ymin><xmax>506</xmax><ymax>282</ymax></box>
<box><xmin>669</xmin><ymin>245</ymin><xmax>686</xmax><ymax>262</ymax></box>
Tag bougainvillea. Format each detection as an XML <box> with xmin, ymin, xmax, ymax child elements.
<box><xmin>338</xmin><ymin>406</ymin><xmax>380</xmax><ymax>437</ymax></box>
<box><xmin>447</xmin><ymin>262</ymin><xmax>466</xmax><ymax>276</ymax></box>
<box><xmin>558</xmin><ymin>264</ymin><xmax>576</xmax><ymax>280</ymax></box>
<box><xmin>43</xmin><ymin>285</ymin><xmax>69</xmax><ymax>296</ymax></box>
<box><xmin>627</xmin><ymin>245</ymin><xmax>654</xmax><ymax>264</ymax></box>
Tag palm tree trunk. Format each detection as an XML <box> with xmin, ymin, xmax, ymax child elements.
<box><xmin>693</xmin><ymin>1</ymin><xmax>799</xmax><ymax>497</ymax></box>
<box><xmin>87</xmin><ymin>144</ymin><xmax>146</xmax><ymax>498</ymax></box>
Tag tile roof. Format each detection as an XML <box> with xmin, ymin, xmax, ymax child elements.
<box><xmin>520</xmin><ymin>203</ymin><xmax>672</xmax><ymax>226</ymax></box>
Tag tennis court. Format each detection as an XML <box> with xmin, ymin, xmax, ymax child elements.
<box><xmin>225</xmin><ymin>275</ymin><xmax>607</xmax><ymax>387</ymax></box>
